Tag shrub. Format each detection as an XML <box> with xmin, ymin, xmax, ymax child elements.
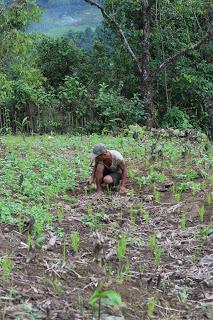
<box><xmin>161</xmin><ymin>107</ymin><xmax>193</xmax><ymax>130</ymax></box>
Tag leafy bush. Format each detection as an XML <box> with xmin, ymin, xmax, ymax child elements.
<box><xmin>88</xmin><ymin>83</ymin><xmax>144</xmax><ymax>132</ymax></box>
<box><xmin>161</xmin><ymin>107</ymin><xmax>193</xmax><ymax>130</ymax></box>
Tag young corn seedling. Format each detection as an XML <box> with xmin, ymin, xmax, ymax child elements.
<box><xmin>45</xmin><ymin>276</ymin><xmax>64</xmax><ymax>294</ymax></box>
<box><xmin>154</xmin><ymin>246</ymin><xmax>162</xmax><ymax>266</ymax></box>
<box><xmin>18</xmin><ymin>212</ymin><xmax>24</xmax><ymax>233</ymax></box>
<box><xmin>144</xmin><ymin>210</ymin><xmax>150</xmax><ymax>223</ymax></box>
<box><xmin>71</xmin><ymin>231</ymin><xmax>80</xmax><ymax>254</ymax></box>
<box><xmin>199</xmin><ymin>205</ymin><xmax>205</xmax><ymax>223</ymax></box>
<box><xmin>138</xmin><ymin>264</ymin><xmax>145</xmax><ymax>279</ymax></box>
<box><xmin>57</xmin><ymin>206</ymin><xmax>64</xmax><ymax>223</ymax></box>
<box><xmin>147</xmin><ymin>296</ymin><xmax>156</xmax><ymax>319</ymax></box>
<box><xmin>148</xmin><ymin>233</ymin><xmax>157</xmax><ymax>251</ymax></box>
<box><xmin>209</xmin><ymin>174</ymin><xmax>213</xmax><ymax>185</ymax></box>
<box><xmin>63</xmin><ymin>237</ymin><xmax>67</xmax><ymax>261</ymax></box>
<box><xmin>116</xmin><ymin>266</ymin><xmax>123</xmax><ymax>284</ymax></box>
<box><xmin>130</xmin><ymin>188</ymin><xmax>135</xmax><ymax>198</ymax></box>
<box><xmin>0</xmin><ymin>256</ymin><xmax>14</xmax><ymax>282</ymax></box>
<box><xmin>87</xmin><ymin>204</ymin><xmax>93</xmax><ymax>215</ymax></box>
<box><xmin>153</xmin><ymin>188</ymin><xmax>161</xmax><ymax>202</ymax></box>
<box><xmin>124</xmin><ymin>260</ymin><xmax>130</xmax><ymax>280</ymax></box>
<box><xmin>206</xmin><ymin>193</ymin><xmax>212</xmax><ymax>205</ymax></box>
<box><xmin>180</xmin><ymin>213</ymin><xmax>187</xmax><ymax>229</ymax></box>
<box><xmin>175</xmin><ymin>193</ymin><xmax>181</xmax><ymax>202</ymax></box>
<box><xmin>128</xmin><ymin>166</ymin><xmax>134</xmax><ymax>181</ymax></box>
<box><xmin>117</xmin><ymin>234</ymin><xmax>127</xmax><ymax>262</ymax></box>
<box><xmin>129</xmin><ymin>204</ymin><xmax>135</xmax><ymax>224</ymax></box>
<box><xmin>138</xmin><ymin>202</ymin><xmax>143</xmax><ymax>216</ymax></box>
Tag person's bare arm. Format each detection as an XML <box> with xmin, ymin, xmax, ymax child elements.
<box><xmin>119</xmin><ymin>161</ymin><xmax>127</xmax><ymax>192</ymax></box>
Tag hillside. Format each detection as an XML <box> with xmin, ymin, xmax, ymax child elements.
<box><xmin>28</xmin><ymin>0</ymin><xmax>102</xmax><ymax>37</ymax></box>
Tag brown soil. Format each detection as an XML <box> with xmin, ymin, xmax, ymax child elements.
<box><xmin>0</xmin><ymin>176</ymin><xmax>213</xmax><ymax>320</ymax></box>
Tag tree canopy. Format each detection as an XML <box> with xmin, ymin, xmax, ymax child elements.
<box><xmin>0</xmin><ymin>0</ymin><xmax>212</xmax><ymax>134</ymax></box>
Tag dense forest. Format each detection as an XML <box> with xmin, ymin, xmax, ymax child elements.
<box><xmin>0</xmin><ymin>0</ymin><xmax>212</xmax><ymax>134</ymax></box>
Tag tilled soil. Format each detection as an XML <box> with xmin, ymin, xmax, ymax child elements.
<box><xmin>0</xmin><ymin>184</ymin><xmax>212</xmax><ymax>320</ymax></box>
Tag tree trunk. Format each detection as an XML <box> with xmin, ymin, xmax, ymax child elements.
<box><xmin>206</xmin><ymin>93</ymin><xmax>213</xmax><ymax>140</ymax></box>
<box><xmin>141</xmin><ymin>1</ymin><xmax>156</xmax><ymax>127</ymax></box>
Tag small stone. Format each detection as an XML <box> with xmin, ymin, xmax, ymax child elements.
<box><xmin>200</xmin><ymin>255</ymin><xmax>213</xmax><ymax>266</ymax></box>
<box><xmin>100</xmin><ymin>315</ymin><xmax>125</xmax><ymax>320</ymax></box>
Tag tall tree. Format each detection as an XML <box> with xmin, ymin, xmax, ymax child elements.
<box><xmin>84</xmin><ymin>0</ymin><xmax>213</xmax><ymax>126</ymax></box>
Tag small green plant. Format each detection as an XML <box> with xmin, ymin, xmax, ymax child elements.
<box><xmin>175</xmin><ymin>193</ymin><xmax>181</xmax><ymax>202</ymax></box>
<box><xmin>209</xmin><ymin>174</ymin><xmax>213</xmax><ymax>185</ymax></box>
<box><xmin>89</xmin><ymin>288</ymin><xmax>123</xmax><ymax>320</ymax></box>
<box><xmin>199</xmin><ymin>226</ymin><xmax>213</xmax><ymax>238</ymax></box>
<box><xmin>129</xmin><ymin>204</ymin><xmax>135</xmax><ymax>224</ymax></box>
<box><xmin>153</xmin><ymin>188</ymin><xmax>161</xmax><ymax>202</ymax></box>
<box><xmin>139</xmin><ymin>264</ymin><xmax>144</xmax><ymax>276</ymax></box>
<box><xmin>45</xmin><ymin>276</ymin><xmax>64</xmax><ymax>294</ymax></box>
<box><xmin>18</xmin><ymin>212</ymin><xmax>24</xmax><ymax>233</ymax></box>
<box><xmin>154</xmin><ymin>246</ymin><xmax>162</xmax><ymax>266</ymax></box>
<box><xmin>180</xmin><ymin>213</ymin><xmax>187</xmax><ymax>228</ymax></box>
<box><xmin>115</xmin><ymin>266</ymin><xmax>123</xmax><ymax>284</ymax></box>
<box><xmin>138</xmin><ymin>202</ymin><xmax>143</xmax><ymax>216</ymax></box>
<box><xmin>124</xmin><ymin>260</ymin><xmax>130</xmax><ymax>280</ymax></box>
<box><xmin>147</xmin><ymin>296</ymin><xmax>156</xmax><ymax>319</ymax></box>
<box><xmin>87</xmin><ymin>204</ymin><xmax>93</xmax><ymax>215</ymax></box>
<box><xmin>144</xmin><ymin>210</ymin><xmax>150</xmax><ymax>223</ymax></box>
<box><xmin>117</xmin><ymin>234</ymin><xmax>127</xmax><ymax>262</ymax></box>
<box><xmin>148</xmin><ymin>233</ymin><xmax>157</xmax><ymax>251</ymax></box>
<box><xmin>130</xmin><ymin>188</ymin><xmax>135</xmax><ymax>198</ymax></box>
<box><xmin>128</xmin><ymin>166</ymin><xmax>134</xmax><ymax>181</ymax></box>
<box><xmin>0</xmin><ymin>256</ymin><xmax>14</xmax><ymax>282</ymax></box>
<box><xmin>71</xmin><ymin>231</ymin><xmax>80</xmax><ymax>253</ymax></box>
<box><xmin>176</xmin><ymin>285</ymin><xmax>191</xmax><ymax>303</ymax></box>
<box><xmin>81</xmin><ymin>211</ymin><xmax>104</xmax><ymax>230</ymax></box>
<box><xmin>176</xmin><ymin>168</ymin><xmax>198</xmax><ymax>181</ymax></box>
<box><xmin>206</xmin><ymin>193</ymin><xmax>212</xmax><ymax>205</ymax></box>
<box><xmin>199</xmin><ymin>205</ymin><xmax>205</xmax><ymax>223</ymax></box>
<box><xmin>56</xmin><ymin>206</ymin><xmax>64</xmax><ymax>223</ymax></box>
<box><xmin>63</xmin><ymin>237</ymin><xmax>67</xmax><ymax>260</ymax></box>
<box><xmin>14</xmin><ymin>116</ymin><xmax>29</xmax><ymax>141</ymax></box>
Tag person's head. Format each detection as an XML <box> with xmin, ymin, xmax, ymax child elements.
<box><xmin>90</xmin><ymin>143</ymin><xmax>109</xmax><ymax>163</ymax></box>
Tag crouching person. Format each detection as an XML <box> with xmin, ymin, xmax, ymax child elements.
<box><xmin>89</xmin><ymin>143</ymin><xmax>127</xmax><ymax>194</ymax></box>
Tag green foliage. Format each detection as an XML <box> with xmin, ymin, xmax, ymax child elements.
<box><xmin>58</xmin><ymin>75</ymin><xmax>89</xmax><ymax>119</ymax></box>
<box><xmin>35</xmin><ymin>36</ymin><xmax>83</xmax><ymax>87</ymax></box>
<box><xmin>91</xmin><ymin>83</ymin><xmax>144</xmax><ymax>132</ymax></box>
<box><xmin>89</xmin><ymin>287</ymin><xmax>123</xmax><ymax>317</ymax></box>
<box><xmin>162</xmin><ymin>107</ymin><xmax>193</xmax><ymax>130</ymax></box>
<box><xmin>81</xmin><ymin>212</ymin><xmax>104</xmax><ymax>230</ymax></box>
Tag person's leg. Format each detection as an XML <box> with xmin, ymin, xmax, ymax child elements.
<box><xmin>94</xmin><ymin>163</ymin><xmax>105</xmax><ymax>192</ymax></box>
<box><xmin>103</xmin><ymin>172</ymin><xmax>121</xmax><ymax>187</ymax></box>
<box><xmin>103</xmin><ymin>175</ymin><xmax>114</xmax><ymax>185</ymax></box>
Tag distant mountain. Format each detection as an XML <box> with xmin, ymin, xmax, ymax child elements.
<box><xmin>28</xmin><ymin>0</ymin><xmax>102</xmax><ymax>37</ymax></box>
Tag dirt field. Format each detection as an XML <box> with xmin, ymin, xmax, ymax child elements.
<box><xmin>0</xmin><ymin>134</ymin><xmax>212</xmax><ymax>319</ymax></box>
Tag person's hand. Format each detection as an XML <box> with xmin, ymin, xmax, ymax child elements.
<box><xmin>119</xmin><ymin>186</ymin><xmax>127</xmax><ymax>193</ymax></box>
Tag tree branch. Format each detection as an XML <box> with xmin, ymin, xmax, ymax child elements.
<box><xmin>84</xmin><ymin>0</ymin><xmax>143</xmax><ymax>75</ymax></box>
<box><xmin>152</xmin><ymin>26</ymin><xmax>213</xmax><ymax>77</ymax></box>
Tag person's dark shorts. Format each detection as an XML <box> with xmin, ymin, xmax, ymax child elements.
<box><xmin>103</xmin><ymin>167</ymin><xmax>122</xmax><ymax>186</ymax></box>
